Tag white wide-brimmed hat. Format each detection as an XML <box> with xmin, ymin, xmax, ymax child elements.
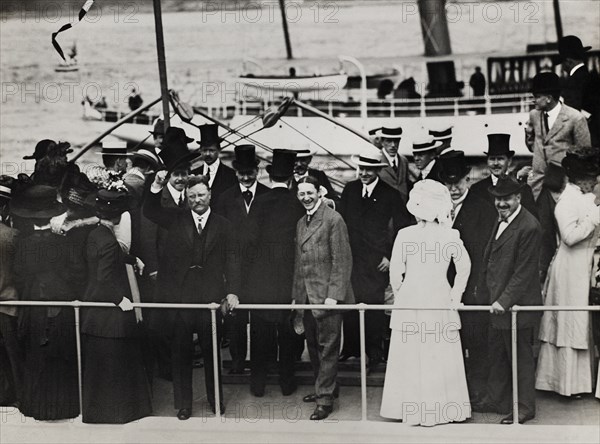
<box><xmin>406</xmin><ymin>179</ymin><xmax>452</xmax><ymax>226</ymax></box>
<box><xmin>351</xmin><ymin>151</ymin><xmax>388</xmax><ymax>168</ymax></box>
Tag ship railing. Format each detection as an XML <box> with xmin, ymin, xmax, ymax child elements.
<box><xmin>2</xmin><ymin>300</ymin><xmax>598</xmax><ymax>425</ymax></box>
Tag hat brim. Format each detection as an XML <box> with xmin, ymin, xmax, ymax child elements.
<box><xmin>375</xmin><ymin>131</ymin><xmax>402</xmax><ymax>139</ymax></box>
<box><xmin>483</xmin><ymin>150</ymin><xmax>515</xmax><ymax>157</ymax></box>
<box><xmin>351</xmin><ymin>155</ymin><xmax>387</xmax><ymax>168</ymax></box>
<box><xmin>412</xmin><ymin>141</ymin><xmax>443</xmax><ymax>153</ymax></box>
<box><xmin>22</xmin><ymin>155</ymin><xmax>36</xmax><ymax>160</ymax></box>
<box><xmin>487</xmin><ymin>183</ymin><xmax>524</xmax><ymax>197</ymax></box>
<box><xmin>232</xmin><ymin>160</ymin><xmax>259</xmax><ymax>171</ymax></box>
<box><xmin>439</xmin><ymin>167</ymin><xmax>471</xmax><ymax>184</ymax></box>
<box><xmin>133</xmin><ymin>152</ymin><xmax>161</xmax><ymax>167</ymax></box>
<box><xmin>265</xmin><ymin>165</ymin><xmax>293</xmax><ymax>179</ymax></box>
<box><xmin>10</xmin><ymin>202</ymin><xmax>65</xmax><ymax>219</ymax></box>
<box><xmin>167</xmin><ymin>152</ymin><xmax>201</xmax><ymax>174</ymax></box>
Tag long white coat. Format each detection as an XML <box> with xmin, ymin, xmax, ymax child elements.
<box><xmin>389</xmin><ymin>222</ymin><xmax>471</xmax><ymax>332</ymax></box>
<box><xmin>539</xmin><ymin>182</ymin><xmax>600</xmax><ymax>349</ymax></box>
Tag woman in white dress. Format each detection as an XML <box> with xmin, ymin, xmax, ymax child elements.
<box><xmin>380</xmin><ymin>180</ymin><xmax>472</xmax><ymax>426</ymax></box>
<box><xmin>536</xmin><ymin>154</ymin><xmax>600</xmax><ymax>397</ymax></box>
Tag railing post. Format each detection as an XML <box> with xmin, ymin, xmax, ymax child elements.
<box><xmin>358</xmin><ymin>305</ymin><xmax>367</xmax><ymax>421</ymax></box>
<box><xmin>511</xmin><ymin>307</ymin><xmax>519</xmax><ymax>426</ymax></box>
<box><xmin>210</xmin><ymin>305</ymin><xmax>222</xmax><ymax>420</ymax></box>
<box><xmin>74</xmin><ymin>303</ymin><xmax>83</xmax><ymax>417</ymax></box>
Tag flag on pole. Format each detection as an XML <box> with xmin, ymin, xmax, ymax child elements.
<box><xmin>51</xmin><ymin>0</ymin><xmax>95</xmax><ymax>62</ymax></box>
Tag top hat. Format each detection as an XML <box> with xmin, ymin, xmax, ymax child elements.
<box><xmin>531</xmin><ymin>72</ymin><xmax>561</xmax><ymax>95</ymax></box>
<box><xmin>561</xmin><ymin>152</ymin><xmax>600</xmax><ymax>179</ymax></box>
<box><xmin>412</xmin><ymin>135</ymin><xmax>442</xmax><ymax>153</ymax></box>
<box><xmin>375</xmin><ymin>126</ymin><xmax>403</xmax><ymax>139</ymax></box>
<box><xmin>351</xmin><ymin>151</ymin><xmax>388</xmax><ymax>168</ymax></box>
<box><xmin>488</xmin><ymin>175</ymin><xmax>524</xmax><ymax>197</ymax></box>
<box><xmin>232</xmin><ymin>145</ymin><xmax>259</xmax><ymax>171</ymax></box>
<box><xmin>429</xmin><ymin>126</ymin><xmax>453</xmax><ymax>141</ymax></box>
<box><xmin>23</xmin><ymin>139</ymin><xmax>65</xmax><ymax>160</ymax></box>
<box><xmin>132</xmin><ymin>148</ymin><xmax>161</xmax><ymax>169</ymax></box>
<box><xmin>149</xmin><ymin>118</ymin><xmax>165</xmax><ymax>136</ymax></box>
<box><xmin>9</xmin><ymin>185</ymin><xmax>65</xmax><ymax>219</ymax></box>
<box><xmin>159</xmin><ymin>128</ymin><xmax>198</xmax><ymax>173</ymax></box>
<box><xmin>196</xmin><ymin>124</ymin><xmax>222</xmax><ymax>148</ymax></box>
<box><xmin>484</xmin><ymin>133</ymin><xmax>515</xmax><ymax>157</ymax></box>
<box><xmin>438</xmin><ymin>150</ymin><xmax>470</xmax><ymax>184</ymax></box>
<box><xmin>101</xmin><ymin>140</ymin><xmax>129</xmax><ymax>156</ymax></box>
<box><xmin>558</xmin><ymin>35</ymin><xmax>592</xmax><ymax>60</ymax></box>
<box><xmin>94</xmin><ymin>189</ymin><xmax>130</xmax><ymax>219</ymax></box>
<box><xmin>266</xmin><ymin>149</ymin><xmax>297</xmax><ymax>179</ymax></box>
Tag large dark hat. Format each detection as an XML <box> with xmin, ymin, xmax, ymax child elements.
<box><xmin>149</xmin><ymin>118</ymin><xmax>165</xmax><ymax>136</ymax></box>
<box><xmin>266</xmin><ymin>149</ymin><xmax>297</xmax><ymax>179</ymax></box>
<box><xmin>23</xmin><ymin>139</ymin><xmax>69</xmax><ymax>160</ymax></box>
<box><xmin>375</xmin><ymin>126</ymin><xmax>403</xmax><ymax>139</ymax></box>
<box><xmin>438</xmin><ymin>150</ymin><xmax>470</xmax><ymax>184</ymax></box>
<box><xmin>561</xmin><ymin>152</ymin><xmax>600</xmax><ymax>179</ymax></box>
<box><xmin>558</xmin><ymin>35</ymin><xmax>592</xmax><ymax>60</ymax></box>
<box><xmin>488</xmin><ymin>175</ymin><xmax>524</xmax><ymax>197</ymax></box>
<box><xmin>196</xmin><ymin>124</ymin><xmax>222</xmax><ymax>148</ymax></box>
<box><xmin>232</xmin><ymin>145</ymin><xmax>259</xmax><ymax>172</ymax></box>
<box><xmin>159</xmin><ymin>127</ymin><xmax>198</xmax><ymax>172</ymax></box>
<box><xmin>484</xmin><ymin>133</ymin><xmax>515</xmax><ymax>157</ymax></box>
<box><xmin>9</xmin><ymin>185</ymin><xmax>65</xmax><ymax>218</ymax></box>
<box><xmin>94</xmin><ymin>189</ymin><xmax>129</xmax><ymax>219</ymax></box>
<box><xmin>59</xmin><ymin>164</ymin><xmax>97</xmax><ymax>210</ymax></box>
<box><xmin>531</xmin><ymin>72</ymin><xmax>561</xmax><ymax>95</ymax></box>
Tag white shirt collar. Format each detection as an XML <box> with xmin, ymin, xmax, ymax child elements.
<box><xmin>33</xmin><ymin>223</ymin><xmax>52</xmax><ymax>231</ymax></box>
<box><xmin>452</xmin><ymin>189</ymin><xmax>469</xmax><ymax>207</ymax></box>
<box><xmin>381</xmin><ymin>149</ymin><xmax>397</xmax><ymax>166</ymax></box>
<box><xmin>362</xmin><ymin>177</ymin><xmax>379</xmax><ymax>197</ymax></box>
<box><xmin>294</xmin><ymin>171</ymin><xmax>309</xmax><ymax>182</ymax></box>
<box><xmin>191</xmin><ymin>207</ymin><xmax>211</xmax><ymax>228</ymax></box>
<box><xmin>239</xmin><ymin>181</ymin><xmax>257</xmax><ymax>195</ymax></box>
<box><xmin>491</xmin><ymin>174</ymin><xmax>499</xmax><ymax>186</ymax></box>
<box><xmin>570</xmin><ymin>63</ymin><xmax>585</xmax><ymax>77</ymax></box>
<box><xmin>167</xmin><ymin>181</ymin><xmax>185</xmax><ymax>204</ymax></box>
<box><xmin>204</xmin><ymin>158</ymin><xmax>220</xmax><ymax>174</ymax></box>
<box><xmin>502</xmin><ymin>204</ymin><xmax>521</xmax><ymax>225</ymax></box>
<box><xmin>307</xmin><ymin>198</ymin><xmax>322</xmax><ymax>217</ymax></box>
<box><xmin>546</xmin><ymin>102</ymin><xmax>562</xmax><ymax>129</ymax></box>
<box><xmin>421</xmin><ymin>159</ymin><xmax>436</xmax><ymax>178</ymax></box>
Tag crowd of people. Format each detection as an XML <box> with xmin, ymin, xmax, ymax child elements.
<box><xmin>0</xmin><ymin>35</ymin><xmax>600</xmax><ymax>427</ymax></box>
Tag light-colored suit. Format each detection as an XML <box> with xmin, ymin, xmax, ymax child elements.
<box><xmin>527</xmin><ymin>105</ymin><xmax>591</xmax><ymax>200</ymax></box>
<box><xmin>292</xmin><ymin>202</ymin><xmax>354</xmax><ymax>406</ymax></box>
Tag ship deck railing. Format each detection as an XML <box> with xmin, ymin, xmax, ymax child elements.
<box><xmin>1</xmin><ymin>299</ymin><xmax>598</xmax><ymax>427</ymax></box>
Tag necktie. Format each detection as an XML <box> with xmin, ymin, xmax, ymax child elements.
<box><xmin>197</xmin><ymin>220</ymin><xmax>203</xmax><ymax>236</ymax></box>
<box><xmin>178</xmin><ymin>194</ymin><xmax>185</xmax><ymax>208</ymax></box>
<box><xmin>205</xmin><ymin>166</ymin><xmax>211</xmax><ymax>183</ymax></box>
<box><xmin>543</xmin><ymin>112</ymin><xmax>550</xmax><ymax>134</ymax></box>
<box><xmin>363</xmin><ymin>189</ymin><xmax>369</xmax><ymax>200</ymax></box>
<box><xmin>306</xmin><ymin>214</ymin><xmax>312</xmax><ymax>226</ymax></box>
<box><xmin>392</xmin><ymin>158</ymin><xmax>398</xmax><ymax>173</ymax></box>
<box><xmin>242</xmin><ymin>189</ymin><xmax>253</xmax><ymax>205</ymax></box>
<box><xmin>419</xmin><ymin>171</ymin><xmax>424</xmax><ymax>181</ymax></box>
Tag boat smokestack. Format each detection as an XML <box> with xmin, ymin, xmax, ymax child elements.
<box><xmin>418</xmin><ymin>0</ymin><xmax>452</xmax><ymax>56</ymax></box>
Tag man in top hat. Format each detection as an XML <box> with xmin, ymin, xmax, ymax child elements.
<box><xmin>101</xmin><ymin>139</ymin><xmax>131</xmax><ymax>175</ymax></box>
<box><xmin>291</xmin><ymin>146</ymin><xmax>338</xmax><ymax>203</ymax></box>
<box><xmin>194</xmin><ymin>124</ymin><xmax>237</xmax><ymax>207</ymax></box>
<box><xmin>144</xmin><ymin>170</ymin><xmax>241</xmax><ymax>419</ymax></box>
<box><xmin>338</xmin><ymin>150</ymin><xmax>412</xmax><ymax>370</ymax></box>
<box><xmin>372</xmin><ymin>126</ymin><xmax>410</xmax><ymax>203</ymax></box>
<box><xmin>525</xmin><ymin>71</ymin><xmax>591</xmax><ymax>200</ymax></box>
<box><xmin>478</xmin><ymin>175</ymin><xmax>542</xmax><ymax>424</ymax></box>
<box><xmin>0</xmin><ymin>176</ymin><xmax>23</xmax><ymax>407</ymax></box>
<box><xmin>470</xmin><ymin>134</ymin><xmax>538</xmax><ymax>218</ymax></box>
<box><xmin>214</xmin><ymin>145</ymin><xmax>269</xmax><ymax>375</ymax></box>
<box><xmin>150</xmin><ymin>118</ymin><xmax>165</xmax><ymax>153</ymax></box>
<box><xmin>558</xmin><ymin>35</ymin><xmax>600</xmax><ymax>144</ymax></box>
<box><xmin>430</xmin><ymin>125</ymin><xmax>453</xmax><ymax>156</ymax></box>
<box><xmin>244</xmin><ymin>149</ymin><xmax>304</xmax><ymax>398</ymax></box>
<box><xmin>411</xmin><ymin>135</ymin><xmax>443</xmax><ymax>183</ymax></box>
<box><xmin>437</xmin><ymin>150</ymin><xmax>497</xmax><ymax>408</ymax></box>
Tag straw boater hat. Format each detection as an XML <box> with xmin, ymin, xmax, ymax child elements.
<box><xmin>9</xmin><ymin>185</ymin><xmax>65</xmax><ymax>219</ymax></box>
<box><xmin>101</xmin><ymin>140</ymin><xmax>129</xmax><ymax>157</ymax></box>
<box><xmin>406</xmin><ymin>179</ymin><xmax>453</xmax><ymax>226</ymax></box>
<box><xmin>374</xmin><ymin>127</ymin><xmax>403</xmax><ymax>139</ymax></box>
<box><xmin>412</xmin><ymin>135</ymin><xmax>442</xmax><ymax>153</ymax></box>
<box><xmin>290</xmin><ymin>143</ymin><xmax>316</xmax><ymax>158</ymax></box>
<box><xmin>132</xmin><ymin>148</ymin><xmax>162</xmax><ymax>169</ymax></box>
<box><xmin>196</xmin><ymin>124</ymin><xmax>222</xmax><ymax>148</ymax></box>
<box><xmin>429</xmin><ymin>125</ymin><xmax>453</xmax><ymax>142</ymax></box>
<box><xmin>351</xmin><ymin>150</ymin><xmax>388</xmax><ymax>168</ymax></box>
<box><xmin>232</xmin><ymin>145</ymin><xmax>259</xmax><ymax>172</ymax></box>
<box><xmin>266</xmin><ymin>149</ymin><xmax>297</xmax><ymax>179</ymax></box>
<box><xmin>484</xmin><ymin>133</ymin><xmax>515</xmax><ymax>157</ymax></box>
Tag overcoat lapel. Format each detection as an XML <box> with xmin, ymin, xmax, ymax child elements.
<box><xmin>300</xmin><ymin>205</ymin><xmax>324</xmax><ymax>246</ymax></box>
<box><xmin>545</xmin><ymin>107</ymin><xmax>568</xmax><ymax>142</ymax></box>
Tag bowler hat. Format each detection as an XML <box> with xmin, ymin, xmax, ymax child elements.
<box><xmin>488</xmin><ymin>175</ymin><xmax>524</xmax><ymax>197</ymax></box>
<box><xmin>266</xmin><ymin>149</ymin><xmax>296</xmax><ymax>179</ymax></box>
<box><xmin>561</xmin><ymin>152</ymin><xmax>600</xmax><ymax>179</ymax></box>
<box><xmin>558</xmin><ymin>35</ymin><xmax>592</xmax><ymax>60</ymax></box>
<box><xmin>484</xmin><ymin>133</ymin><xmax>515</xmax><ymax>157</ymax></box>
<box><xmin>531</xmin><ymin>72</ymin><xmax>561</xmax><ymax>95</ymax></box>
<box><xmin>438</xmin><ymin>150</ymin><xmax>470</xmax><ymax>184</ymax></box>
<box><xmin>232</xmin><ymin>144</ymin><xmax>259</xmax><ymax>171</ymax></box>
<box><xmin>375</xmin><ymin>126</ymin><xmax>403</xmax><ymax>139</ymax></box>
<box><xmin>9</xmin><ymin>185</ymin><xmax>65</xmax><ymax>218</ymax></box>
<box><xmin>149</xmin><ymin>118</ymin><xmax>165</xmax><ymax>136</ymax></box>
<box><xmin>196</xmin><ymin>124</ymin><xmax>222</xmax><ymax>148</ymax></box>
<box><xmin>159</xmin><ymin>127</ymin><xmax>199</xmax><ymax>172</ymax></box>
<box><xmin>163</xmin><ymin>126</ymin><xmax>194</xmax><ymax>147</ymax></box>
<box><xmin>95</xmin><ymin>189</ymin><xmax>129</xmax><ymax>219</ymax></box>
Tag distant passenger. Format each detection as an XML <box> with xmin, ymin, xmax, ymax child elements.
<box><xmin>470</xmin><ymin>67</ymin><xmax>486</xmax><ymax>97</ymax></box>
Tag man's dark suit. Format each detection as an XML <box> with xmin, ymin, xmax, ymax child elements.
<box><xmin>338</xmin><ymin>178</ymin><xmax>412</xmax><ymax>362</ymax></box>
<box><xmin>244</xmin><ymin>187</ymin><xmax>305</xmax><ymax>394</ymax></box>
<box><xmin>143</xmin><ymin>190</ymin><xmax>241</xmax><ymax>411</ymax></box>
<box><xmin>214</xmin><ymin>182</ymin><xmax>269</xmax><ymax>373</ymax></box>
<box><xmin>479</xmin><ymin>207</ymin><xmax>542</xmax><ymax>417</ymax></box>
<box><xmin>450</xmin><ymin>190</ymin><xmax>497</xmax><ymax>402</ymax></box>
<box><xmin>562</xmin><ymin>65</ymin><xmax>600</xmax><ymax>144</ymax></box>
<box><xmin>291</xmin><ymin>168</ymin><xmax>338</xmax><ymax>201</ymax></box>
<box><xmin>192</xmin><ymin>162</ymin><xmax>237</xmax><ymax>208</ymax></box>
<box><xmin>470</xmin><ymin>176</ymin><xmax>538</xmax><ymax>219</ymax></box>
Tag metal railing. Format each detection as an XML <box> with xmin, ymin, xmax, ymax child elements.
<box><xmin>1</xmin><ymin>300</ymin><xmax>598</xmax><ymax>425</ymax></box>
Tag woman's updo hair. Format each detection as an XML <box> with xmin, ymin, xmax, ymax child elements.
<box><xmin>297</xmin><ymin>175</ymin><xmax>319</xmax><ymax>190</ymax></box>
